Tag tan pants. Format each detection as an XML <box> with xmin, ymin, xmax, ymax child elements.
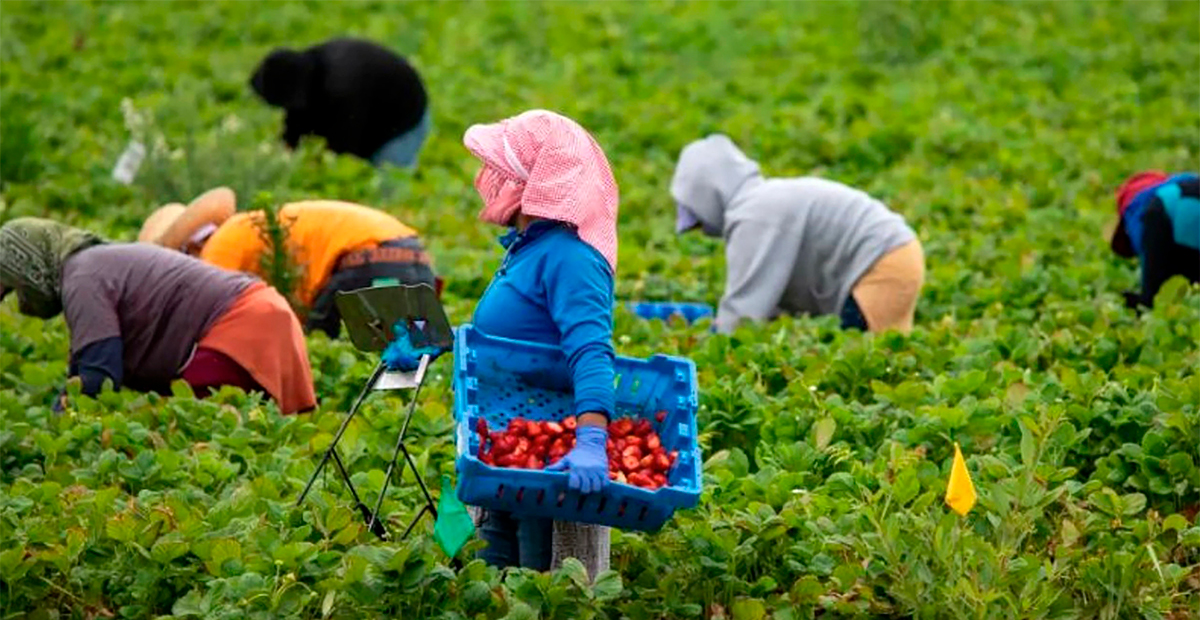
<box><xmin>851</xmin><ymin>239</ymin><xmax>925</xmax><ymax>334</ymax></box>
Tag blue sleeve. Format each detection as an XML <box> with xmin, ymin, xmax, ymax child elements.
<box><xmin>543</xmin><ymin>241</ymin><xmax>616</xmax><ymax>418</ymax></box>
<box><xmin>68</xmin><ymin>336</ymin><xmax>124</xmax><ymax>396</ymax></box>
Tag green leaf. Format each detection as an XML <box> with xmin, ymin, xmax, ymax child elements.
<box><xmin>892</xmin><ymin>468</ymin><xmax>920</xmax><ymax>505</ymax></box>
<box><xmin>1019</xmin><ymin>423</ymin><xmax>1037</xmax><ymax>467</ymax></box>
<box><xmin>324</xmin><ymin>506</ymin><xmax>353</xmax><ymax>533</ymax></box>
<box><xmin>461</xmin><ymin>580</ymin><xmax>495</xmax><ymax>613</ymax></box>
<box><xmin>501</xmin><ymin>601</ymin><xmax>538</xmax><ymax>620</ymax></box>
<box><xmin>273</xmin><ymin>542</ymin><xmax>316</xmax><ymax>566</ymax></box>
<box><xmin>812</xmin><ymin>417</ymin><xmax>836</xmax><ymax>450</ymax></box>
<box><xmin>172</xmin><ymin>589</ymin><xmax>207</xmax><ymax>617</ymax></box>
<box><xmin>170</xmin><ymin>380</ymin><xmax>196</xmax><ymax>399</ymax></box>
<box><xmin>1060</xmin><ymin>519</ymin><xmax>1080</xmax><ymax>549</ymax></box>
<box><xmin>831</xmin><ymin>563</ymin><xmax>861</xmax><ymax>590</ymax></box>
<box><xmin>1162</xmin><ymin>514</ymin><xmax>1189</xmax><ymax>533</ymax></box>
<box><xmin>732</xmin><ymin>597</ymin><xmax>767</xmax><ymax>620</ymax></box>
<box><xmin>557</xmin><ymin>556</ymin><xmax>589</xmax><ymax>590</ymax></box>
<box><xmin>151</xmin><ymin>534</ymin><xmax>190</xmax><ymax>564</ymax></box>
<box><xmin>1152</xmin><ymin>276</ymin><xmax>1189</xmax><ymax>308</ymax></box>
<box><xmin>591</xmin><ymin>570</ymin><xmax>623</xmax><ymax>601</ymax></box>
<box><xmin>321</xmin><ymin>589</ymin><xmax>336</xmax><ymax>618</ymax></box>
<box><xmin>1120</xmin><ymin>493</ymin><xmax>1147</xmax><ymax>516</ymax></box>
<box><xmin>106</xmin><ymin>514</ymin><xmax>138</xmax><ymax>543</ymax></box>
<box><xmin>1166</xmin><ymin>452</ymin><xmax>1196</xmax><ymax>478</ymax></box>
<box><xmin>0</xmin><ymin>547</ymin><xmax>30</xmax><ymax>581</ymax></box>
<box><xmin>204</xmin><ymin>538</ymin><xmax>242</xmax><ymax>577</ymax></box>
<box><xmin>1090</xmin><ymin>488</ymin><xmax>1124</xmax><ymax>517</ymax></box>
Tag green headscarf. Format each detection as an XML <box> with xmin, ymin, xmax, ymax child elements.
<box><xmin>0</xmin><ymin>217</ymin><xmax>105</xmax><ymax>318</ymax></box>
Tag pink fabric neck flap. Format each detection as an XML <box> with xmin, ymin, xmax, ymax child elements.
<box><xmin>464</xmin><ymin>109</ymin><xmax>619</xmax><ymax>271</ymax></box>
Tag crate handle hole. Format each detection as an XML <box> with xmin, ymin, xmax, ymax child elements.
<box><xmin>516</xmin><ymin>488</ymin><xmax>525</xmax><ymax>503</ymax></box>
<box><xmin>617</xmin><ymin>501</ymin><xmax>627</xmax><ymax>518</ymax></box>
<box><xmin>536</xmin><ymin>489</ymin><xmax>545</xmax><ymax>505</ymax></box>
<box><xmin>496</xmin><ymin>484</ymin><xmax>505</xmax><ymax>499</ymax></box>
<box><xmin>556</xmin><ymin>491</ymin><xmax>567</xmax><ymax>507</ymax></box>
<box><xmin>596</xmin><ymin>496</ymin><xmax>607</xmax><ymax>514</ymax></box>
<box><xmin>637</xmin><ymin>505</ymin><xmax>648</xmax><ymax>521</ymax></box>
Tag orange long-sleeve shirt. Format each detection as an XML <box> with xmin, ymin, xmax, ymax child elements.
<box><xmin>200</xmin><ymin>201</ymin><xmax>418</xmax><ymax>307</ymax></box>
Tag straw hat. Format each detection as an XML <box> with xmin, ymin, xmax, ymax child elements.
<box><xmin>138</xmin><ymin>187</ymin><xmax>237</xmax><ymax>250</ymax></box>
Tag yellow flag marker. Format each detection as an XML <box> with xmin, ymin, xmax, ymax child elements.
<box><xmin>945</xmin><ymin>442</ymin><xmax>977</xmax><ymax>516</ymax></box>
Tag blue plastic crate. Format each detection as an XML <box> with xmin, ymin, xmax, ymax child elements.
<box><xmin>626</xmin><ymin>301</ymin><xmax>714</xmax><ymax>324</ymax></box>
<box><xmin>453</xmin><ymin>324</ymin><xmax>702</xmax><ymax>532</ymax></box>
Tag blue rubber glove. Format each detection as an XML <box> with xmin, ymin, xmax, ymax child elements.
<box><xmin>546</xmin><ymin>425</ymin><xmax>609</xmax><ymax>494</ymax></box>
<box><xmin>381</xmin><ymin>323</ymin><xmax>442</xmax><ymax>371</ymax></box>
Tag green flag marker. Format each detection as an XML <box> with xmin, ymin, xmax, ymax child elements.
<box><xmin>433</xmin><ymin>475</ymin><xmax>474</xmax><ymax>558</ymax></box>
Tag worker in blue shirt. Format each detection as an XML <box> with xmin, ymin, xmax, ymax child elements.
<box><xmin>1111</xmin><ymin>171</ymin><xmax>1199</xmax><ymax>308</ymax></box>
<box><xmin>461</xmin><ymin>109</ymin><xmax>620</xmax><ymax>570</ymax></box>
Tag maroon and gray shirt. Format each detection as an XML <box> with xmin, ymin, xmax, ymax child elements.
<box><xmin>61</xmin><ymin>244</ymin><xmax>256</xmax><ymax>392</ymax></box>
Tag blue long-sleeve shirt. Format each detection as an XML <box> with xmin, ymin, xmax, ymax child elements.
<box><xmin>1122</xmin><ymin>173</ymin><xmax>1199</xmax><ymax>258</ymax></box>
<box><xmin>473</xmin><ymin>221</ymin><xmax>616</xmax><ymax>418</ymax></box>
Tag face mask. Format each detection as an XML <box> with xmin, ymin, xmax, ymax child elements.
<box><xmin>475</xmin><ymin>165</ymin><xmax>525</xmax><ymax>226</ymax></box>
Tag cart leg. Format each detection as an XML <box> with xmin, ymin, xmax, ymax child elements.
<box><xmin>328</xmin><ymin>449</ymin><xmax>389</xmax><ymax>540</ymax></box>
<box><xmin>366</xmin><ymin>357</ymin><xmax>437</xmax><ymax>534</ymax></box>
<box><xmin>551</xmin><ymin>521</ymin><xmax>611</xmax><ymax>580</ymax></box>
<box><xmin>399</xmin><ymin>504</ymin><xmax>432</xmax><ymax>540</ymax></box>
<box><xmin>295</xmin><ymin>362</ymin><xmax>386</xmax><ymax>507</ymax></box>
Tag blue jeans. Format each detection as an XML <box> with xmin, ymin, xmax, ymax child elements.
<box><xmin>372</xmin><ymin>108</ymin><xmax>432</xmax><ymax>169</ymax></box>
<box><xmin>476</xmin><ymin>509</ymin><xmax>552</xmax><ymax>570</ymax></box>
<box><xmin>839</xmin><ymin>294</ymin><xmax>868</xmax><ymax>331</ymax></box>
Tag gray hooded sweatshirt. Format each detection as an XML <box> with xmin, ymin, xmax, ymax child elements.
<box><xmin>671</xmin><ymin>135</ymin><xmax>916</xmax><ymax>333</ymax></box>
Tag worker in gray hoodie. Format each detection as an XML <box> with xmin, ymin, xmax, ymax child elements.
<box><xmin>671</xmin><ymin>134</ymin><xmax>924</xmax><ymax>334</ymax></box>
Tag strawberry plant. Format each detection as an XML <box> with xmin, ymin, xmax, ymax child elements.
<box><xmin>3</xmin><ymin>1</ymin><xmax>1199</xmax><ymax>619</ymax></box>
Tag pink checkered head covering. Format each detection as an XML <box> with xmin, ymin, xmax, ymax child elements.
<box><xmin>464</xmin><ymin>109</ymin><xmax>619</xmax><ymax>272</ymax></box>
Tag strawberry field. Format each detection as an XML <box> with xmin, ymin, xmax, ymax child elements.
<box><xmin>2</xmin><ymin>1</ymin><xmax>1199</xmax><ymax>618</ymax></box>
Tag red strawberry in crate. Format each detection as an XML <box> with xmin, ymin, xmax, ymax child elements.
<box><xmin>628</xmin><ymin>472</ymin><xmax>652</xmax><ymax>488</ymax></box>
<box><xmin>549</xmin><ymin>437</ymin><xmax>567</xmax><ymax>460</ymax></box>
<box><xmin>654</xmin><ymin>453</ymin><xmax>671</xmax><ymax>472</ymax></box>
<box><xmin>610</xmin><ymin>418</ymin><xmax>633</xmax><ymax>438</ymax></box>
<box><xmin>495</xmin><ymin>434</ymin><xmax>517</xmax><ymax>455</ymax></box>
<box><xmin>621</xmin><ymin>454</ymin><xmax>640</xmax><ymax>472</ymax></box>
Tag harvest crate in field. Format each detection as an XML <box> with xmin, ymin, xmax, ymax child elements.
<box><xmin>452</xmin><ymin>324</ymin><xmax>702</xmax><ymax>532</ymax></box>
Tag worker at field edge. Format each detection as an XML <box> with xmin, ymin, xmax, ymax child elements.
<box><xmin>1109</xmin><ymin>171</ymin><xmax>1199</xmax><ymax>309</ymax></box>
<box><xmin>138</xmin><ymin>188</ymin><xmax>440</xmax><ymax>338</ymax></box>
<box><xmin>250</xmin><ymin>37</ymin><xmax>431</xmax><ymax>169</ymax></box>
<box><xmin>671</xmin><ymin>134</ymin><xmax>925</xmax><ymax>334</ymax></box>
<box><xmin>463</xmin><ymin>109</ymin><xmax>618</xmax><ymax>571</ymax></box>
<box><xmin>0</xmin><ymin>218</ymin><xmax>316</xmax><ymax>414</ymax></box>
